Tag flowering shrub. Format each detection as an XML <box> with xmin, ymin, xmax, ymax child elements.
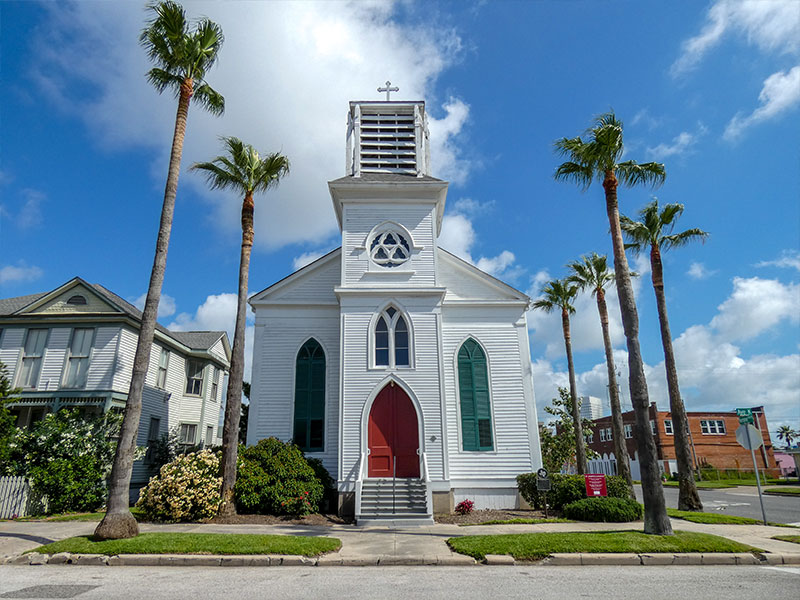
<box><xmin>136</xmin><ymin>450</ymin><xmax>222</xmax><ymax>522</ymax></box>
<box><xmin>455</xmin><ymin>499</ymin><xmax>475</xmax><ymax>515</ymax></box>
<box><xmin>10</xmin><ymin>408</ymin><xmax>123</xmax><ymax>513</ymax></box>
<box><xmin>234</xmin><ymin>438</ymin><xmax>324</xmax><ymax>515</ymax></box>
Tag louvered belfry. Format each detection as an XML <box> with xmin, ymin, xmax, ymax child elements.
<box><xmin>345</xmin><ymin>100</ymin><xmax>431</xmax><ymax>177</ymax></box>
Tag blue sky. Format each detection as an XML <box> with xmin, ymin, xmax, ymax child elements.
<box><xmin>1</xmin><ymin>1</ymin><xmax>798</xmax><ymax>439</ymax></box>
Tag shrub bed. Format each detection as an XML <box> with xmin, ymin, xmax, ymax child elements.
<box><xmin>517</xmin><ymin>473</ymin><xmax>632</xmax><ymax>510</ymax></box>
<box><xmin>234</xmin><ymin>438</ymin><xmax>325</xmax><ymax>516</ymax></box>
<box><xmin>562</xmin><ymin>497</ymin><xmax>643</xmax><ymax>522</ymax></box>
<box><xmin>136</xmin><ymin>450</ymin><xmax>222</xmax><ymax>522</ymax></box>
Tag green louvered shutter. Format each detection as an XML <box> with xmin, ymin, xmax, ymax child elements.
<box><xmin>458</xmin><ymin>339</ymin><xmax>493</xmax><ymax>451</ymax></box>
<box><xmin>294</xmin><ymin>339</ymin><xmax>325</xmax><ymax>452</ymax></box>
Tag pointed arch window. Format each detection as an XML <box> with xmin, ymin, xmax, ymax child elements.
<box><xmin>373</xmin><ymin>306</ymin><xmax>411</xmax><ymax>368</ymax></box>
<box><xmin>457</xmin><ymin>338</ymin><xmax>493</xmax><ymax>451</ymax></box>
<box><xmin>293</xmin><ymin>339</ymin><xmax>325</xmax><ymax>452</ymax></box>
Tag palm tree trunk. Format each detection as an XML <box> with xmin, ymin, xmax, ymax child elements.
<box><xmin>218</xmin><ymin>192</ymin><xmax>255</xmax><ymax>516</ymax></box>
<box><xmin>603</xmin><ymin>171</ymin><xmax>671</xmax><ymax>535</ymax></box>
<box><xmin>95</xmin><ymin>79</ymin><xmax>194</xmax><ymax>540</ymax></box>
<box><xmin>563</xmin><ymin>309</ymin><xmax>587</xmax><ymax>474</ymax></box>
<box><xmin>596</xmin><ymin>288</ymin><xmax>634</xmax><ymax>497</ymax></box>
<box><xmin>650</xmin><ymin>246</ymin><xmax>702</xmax><ymax>511</ymax></box>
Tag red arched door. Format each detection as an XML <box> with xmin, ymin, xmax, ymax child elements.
<box><xmin>368</xmin><ymin>384</ymin><xmax>420</xmax><ymax>478</ymax></box>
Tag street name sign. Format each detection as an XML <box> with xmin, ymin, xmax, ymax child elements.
<box><xmin>736</xmin><ymin>408</ymin><xmax>754</xmax><ymax>425</ymax></box>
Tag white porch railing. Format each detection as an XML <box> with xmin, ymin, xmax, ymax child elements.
<box><xmin>355</xmin><ymin>451</ymin><xmax>368</xmax><ymax>516</ymax></box>
<box><xmin>0</xmin><ymin>476</ymin><xmax>45</xmax><ymax>519</ymax></box>
<box><xmin>421</xmin><ymin>452</ymin><xmax>433</xmax><ymax>515</ymax></box>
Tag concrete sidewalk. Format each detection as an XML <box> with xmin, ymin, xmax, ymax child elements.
<box><xmin>2</xmin><ymin>518</ymin><xmax>799</xmax><ymax>566</ymax></box>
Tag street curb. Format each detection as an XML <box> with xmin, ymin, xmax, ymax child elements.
<box><xmin>3</xmin><ymin>551</ymin><xmax>799</xmax><ymax>567</ymax></box>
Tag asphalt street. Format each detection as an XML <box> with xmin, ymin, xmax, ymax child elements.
<box><xmin>634</xmin><ymin>484</ymin><xmax>800</xmax><ymax>524</ymax></box>
<box><xmin>1</xmin><ymin>565</ymin><xmax>799</xmax><ymax>599</ymax></box>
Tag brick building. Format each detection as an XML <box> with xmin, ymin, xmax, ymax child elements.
<box><xmin>586</xmin><ymin>404</ymin><xmax>778</xmax><ymax>478</ymax></box>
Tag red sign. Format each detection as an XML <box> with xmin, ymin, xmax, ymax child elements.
<box><xmin>585</xmin><ymin>474</ymin><xmax>608</xmax><ymax>497</ymax></box>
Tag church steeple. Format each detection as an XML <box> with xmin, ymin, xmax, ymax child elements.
<box><xmin>345</xmin><ymin>84</ymin><xmax>430</xmax><ymax>178</ymax></box>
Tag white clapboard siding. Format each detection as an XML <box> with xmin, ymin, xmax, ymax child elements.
<box><xmin>339</xmin><ymin>296</ymin><xmax>445</xmax><ymax>484</ymax></box>
<box><xmin>208</xmin><ymin>337</ymin><xmax>227</xmax><ymax>363</ymax></box>
<box><xmin>0</xmin><ymin>328</ymin><xmax>24</xmax><ymax>381</ymax></box>
<box><xmin>38</xmin><ymin>328</ymin><xmax>70</xmax><ymax>390</ymax></box>
<box><xmin>442</xmin><ymin>313</ymin><xmax>535</xmax><ymax>482</ymax></box>
<box><xmin>438</xmin><ymin>251</ymin><xmax>523</xmax><ymax>302</ymax></box>
<box><xmin>249</xmin><ymin>306</ymin><xmax>341</xmax><ymax>479</ymax></box>
<box><xmin>270</xmin><ymin>256</ymin><xmax>341</xmax><ymax>304</ymax></box>
<box><xmin>112</xmin><ymin>327</ymin><xmax>138</xmax><ymax>392</ymax></box>
<box><xmin>131</xmin><ymin>385</ymin><xmax>170</xmax><ymax>490</ymax></box>
<box><xmin>85</xmin><ymin>326</ymin><xmax>120</xmax><ymax>390</ymax></box>
<box><xmin>343</xmin><ymin>204</ymin><xmax>436</xmax><ymax>287</ymax></box>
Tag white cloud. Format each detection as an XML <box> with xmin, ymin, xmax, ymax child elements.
<box><xmin>710</xmin><ymin>276</ymin><xmax>800</xmax><ymax>342</ymax></box>
<box><xmin>31</xmin><ymin>1</ymin><xmax>469</xmax><ymax>251</ymax></box>
<box><xmin>671</xmin><ymin>0</ymin><xmax>800</xmax><ymax>77</ymax></box>
<box><xmin>724</xmin><ymin>66</ymin><xmax>800</xmax><ymax>140</ymax></box>
<box><xmin>757</xmin><ymin>249</ymin><xmax>800</xmax><ymax>272</ymax></box>
<box><xmin>646</xmin><ymin>125</ymin><xmax>707</xmax><ymax>160</ymax></box>
<box><xmin>17</xmin><ymin>189</ymin><xmax>44</xmax><ymax>229</ymax></box>
<box><xmin>630</xmin><ymin>108</ymin><xmax>662</xmax><ymax>130</ymax></box>
<box><xmin>292</xmin><ymin>251</ymin><xmax>327</xmax><ymax>271</ymax></box>
<box><xmin>0</xmin><ymin>262</ymin><xmax>43</xmax><ymax>284</ymax></box>
<box><xmin>476</xmin><ymin>251</ymin><xmax>516</xmax><ymax>277</ymax></box>
<box><xmin>168</xmin><ymin>292</ymin><xmax>255</xmax><ymax>381</ymax></box>
<box><xmin>687</xmin><ymin>261</ymin><xmax>716</xmax><ymax>280</ymax></box>
<box><xmin>130</xmin><ymin>292</ymin><xmax>177</xmax><ymax>319</ymax></box>
<box><xmin>439</xmin><ymin>213</ymin><xmax>476</xmax><ymax>260</ymax></box>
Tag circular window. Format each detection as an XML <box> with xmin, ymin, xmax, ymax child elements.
<box><xmin>370</xmin><ymin>231</ymin><xmax>410</xmax><ymax>268</ymax></box>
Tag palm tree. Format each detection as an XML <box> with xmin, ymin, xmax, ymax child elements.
<box><xmin>554</xmin><ymin>112</ymin><xmax>672</xmax><ymax>535</ymax></box>
<box><xmin>192</xmin><ymin>137</ymin><xmax>289</xmax><ymax>516</ymax></box>
<box><xmin>95</xmin><ymin>1</ymin><xmax>224</xmax><ymax>540</ymax></box>
<box><xmin>620</xmin><ymin>199</ymin><xmax>707</xmax><ymax>511</ymax></box>
<box><xmin>776</xmin><ymin>425</ymin><xmax>797</xmax><ymax>448</ymax></box>
<box><xmin>532</xmin><ymin>279</ymin><xmax>587</xmax><ymax>474</ymax></box>
<box><xmin>567</xmin><ymin>253</ymin><xmax>634</xmax><ymax>497</ymax></box>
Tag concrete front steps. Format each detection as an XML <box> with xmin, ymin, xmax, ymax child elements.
<box><xmin>356</xmin><ymin>478</ymin><xmax>433</xmax><ymax>526</ymax></box>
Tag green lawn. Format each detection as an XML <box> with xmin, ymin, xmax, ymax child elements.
<box><xmin>662</xmin><ymin>481</ymin><xmax>738</xmax><ymax>489</ymax></box>
<box><xmin>462</xmin><ymin>518</ymin><xmax>571</xmax><ymax>526</ymax></box>
<box><xmin>29</xmin><ymin>533</ymin><xmax>341</xmax><ymax>557</ymax></box>
<box><xmin>17</xmin><ymin>508</ymin><xmax>146</xmax><ymax>523</ymax></box>
<box><xmin>666</xmin><ymin>508</ymin><xmax>797</xmax><ymax>528</ymax></box>
<box><xmin>772</xmin><ymin>535</ymin><xmax>800</xmax><ymax>545</ymax></box>
<box><xmin>446</xmin><ymin>530</ymin><xmax>761</xmax><ymax>561</ymax></box>
<box><xmin>764</xmin><ymin>487</ymin><xmax>800</xmax><ymax>495</ymax></box>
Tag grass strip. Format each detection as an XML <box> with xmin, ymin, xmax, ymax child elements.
<box><xmin>461</xmin><ymin>518</ymin><xmax>571</xmax><ymax>527</ymax></box>
<box><xmin>666</xmin><ymin>508</ymin><xmax>796</xmax><ymax>528</ymax></box>
<box><xmin>17</xmin><ymin>508</ymin><xmax>145</xmax><ymax>523</ymax></box>
<box><xmin>29</xmin><ymin>532</ymin><xmax>341</xmax><ymax>557</ymax></box>
<box><xmin>772</xmin><ymin>535</ymin><xmax>800</xmax><ymax>545</ymax></box>
<box><xmin>662</xmin><ymin>481</ymin><xmax>737</xmax><ymax>489</ymax></box>
<box><xmin>764</xmin><ymin>487</ymin><xmax>800</xmax><ymax>496</ymax></box>
<box><xmin>446</xmin><ymin>530</ymin><xmax>762</xmax><ymax>561</ymax></box>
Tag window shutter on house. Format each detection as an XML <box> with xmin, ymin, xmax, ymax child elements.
<box><xmin>458</xmin><ymin>339</ymin><xmax>494</xmax><ymax>451</ymax></box>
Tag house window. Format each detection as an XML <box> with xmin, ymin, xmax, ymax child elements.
<box><xmin>700</xmin><ymin>420</ymin><xmax>726</xmax><ymax>435</ymax></box>
<box><xmin>664</xmin><ymin>420</ymin><xmax>673</xmax><ymax>435</ymax></box>
<box><xmin>599</xmin><ymin>428</ymin><xmax>606</xmax><ymax>442</ymax></box>
<box><xmin>66</xmin><ymin>295</ymin><xmax>87</xmax><ymax>306</ymax></box>
<box><xmin>179</xmin><ymin>423</ymin><xmax>197</xmax><ymax>445</ymax></box>
<box><xmin>185</xmin><ymin>360</ymin><xmax>204</xmax><ymax>396</ymax></box>
<box><xmin>210</xmin><ymin>367</ymin><xmax>219</xmax><ymax>401</ymax></box>
<box><xmin>606</xmin><ymin>427</ymin><xmax>612</xmax><ymax>441</ymax></box>
<box><xmin>293</xmin><ymin>338</ymin><xmax>325</xmax><ymax>452</ymax></box>
<box><xmin>587</xmin><ymin>432</ymin><xmax>593</xmax><ymax>444</ymax></box>
<box><xmin>457</xmin><ymin>338</ymin><xmax>493</xmax><ymax>452</ymax></box>
<box><xmin>370</xmin><ymin>230</ymin><xmax>410</xmax><ymax>268</ymax></box>
<box><xmin>624</xmin><ymin>424</ymin><xmax>633</xmax><ymax>439</ymax></box>
<box><xmin>19</xmin><ymin>329</ymin><xmax>48</xmax><ymax>388</ymax></box>
<box><xmin>205</xmin><ymin>426</ymin><xmax>214</xmax><ymax>446</ymax></box>
<box><xmin>156</xmin><ymin>348</ymin><xmax>169</xmax><ymax>389</ymax></box>
<box><xmin>145</xmin><ymin>417</ymin><xmax>160</xmax><ymax>463</ymax></box>
<box><xmin>650</xmin><ymin>420</ymin><xmax>656</xmax><ymax>435</ymax></box>
<box><xmin>64</xmin><ymin>328</ymin><xmax>93</xmax><ymax>388</ymax></box>
<box><xmin>373</xmin><ymin>306</ymin><xmax>411</xmax><ymax>368</ymax></box>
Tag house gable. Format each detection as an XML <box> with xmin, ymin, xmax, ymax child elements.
<box><xmin>16</xmin><ymin>279</ymin><xmax>123</xmax><ymax>315</ymax></box>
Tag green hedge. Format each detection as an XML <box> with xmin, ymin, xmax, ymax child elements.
<box><xmin>517</xmin><ymin>473</ymin><xmax>632</xmax><ymax>510</ymax></box>
<box><xmin>562</xmin><ymin>497</ymin><xmax>643</xmax><ymax>522</ymax></box>
<box><xmin>235</xmin><ymin>438</ymin><xmax>325</xmax><ymax>516</ymax></box>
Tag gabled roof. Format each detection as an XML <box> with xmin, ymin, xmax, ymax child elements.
<box><xmin>328</xmin><ymin>173</ymin><xmax>445</xmax><ymax>184</ymax></box>
<box><xmin>250</xmin><ymin>248</ymin><xmax>341</xmax><ymax>304</ymax></box>
<box><xmin>0</xmin><ymin>277</ymin><xmax>230</xmax><ymax>363</ymax></box>
<box><xmin>437</xmin><ymin>248</ymin><xmax>530</xmax><ymax>305</ymax></box>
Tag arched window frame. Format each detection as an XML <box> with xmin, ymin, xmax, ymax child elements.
<box><xmin>368</xmin><ymin>303</ymin><xmax>414</xmax><ymax>370</ymax></box>
<box><xmin>364</xmin><ymin>221</ymin><xmax>421</xmax><ymax>271</ymax></box>
<box><xmin>455</xmin><ymin>337</ymin><xmax>495</xmax><ymax>452</ymax></box>
<box><xmin>292</xmin><ymin>337</ymin><xmax>326</xmax><ymax>453</ymax></box>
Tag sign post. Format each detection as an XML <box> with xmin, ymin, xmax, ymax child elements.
<box><xmin>735</xmin><ymin>419</ymin><xmax>768</xmax><ymax>526</ymax></box>
<box><xmin>536</xmin><ymin>468</ymin><xmax>550</xmax><ymax>518</ymax></box>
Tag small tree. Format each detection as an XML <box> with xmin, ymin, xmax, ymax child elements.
<box><xmin>0</xmin><ymin>361</ymin><xmax>21</xmax><ymax>475</ymax></box>
<box><xmin>777</xmin><ymin>425</ymin><xmax>798</xmax><ymax>449</ymax></box>
<box><xmin>539</xmin><ymin>387</ymin><xmax>598</xmax><ymax>474</ymax></box>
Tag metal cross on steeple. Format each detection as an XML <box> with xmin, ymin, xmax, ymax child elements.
<box><xmin>377</xmin><ymin>80</ymin><xmax>399</xmax><ymax>101</ymax></box>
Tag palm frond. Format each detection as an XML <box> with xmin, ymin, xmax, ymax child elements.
<box><xmin>661</xmin><ymin>228</ymin><xmax>709</xmax><ymax>251</ymax></box>
<box><xmin>144</xmin><ymin>68</ymin><xmax>183</xmax><ymax>95</ymax></box>
<box><xmin>616</xmin><ymin>160</ymin><xmax>665</xmax><ymax>189</ymax></box>
<box><xmin>553</xmin><ymin>161</ymin><xmax>594</xmax><ymax>189</ymax></box>
<box><xmin>533</xmin><ymin>279</ymin><xmax>578</xmax><ymax>314</ymax></box>
<box><xmin>619</xmin><ymin>214</ymin><xmax>651</xmax><ymax>255</ymax></box>
<box><xmin>193</xmin><ymin>83</ymin><xmax>225</xmax><ymax>116</ymax></box>
<box><xmin>567</xmin><ymin>252</ymin><xmax>614</xmax><ymax>296</ymax></box>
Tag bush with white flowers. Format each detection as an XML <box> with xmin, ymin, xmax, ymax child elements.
<box><xmin>136</xmin><ymin>450</ymin><xmax>222</xmax><ymax>522</ymax></box>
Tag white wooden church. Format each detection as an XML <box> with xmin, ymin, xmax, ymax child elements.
<box><xmin>247</xmin><ymin>93</ymin><xmax>542</xmax><ymax>522</ymax></box>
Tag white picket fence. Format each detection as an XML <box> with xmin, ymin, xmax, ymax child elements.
<box><xmin>0</xmin><ymin>476</ymin><xmax>41</xmax><ymax>518</ymax></box>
